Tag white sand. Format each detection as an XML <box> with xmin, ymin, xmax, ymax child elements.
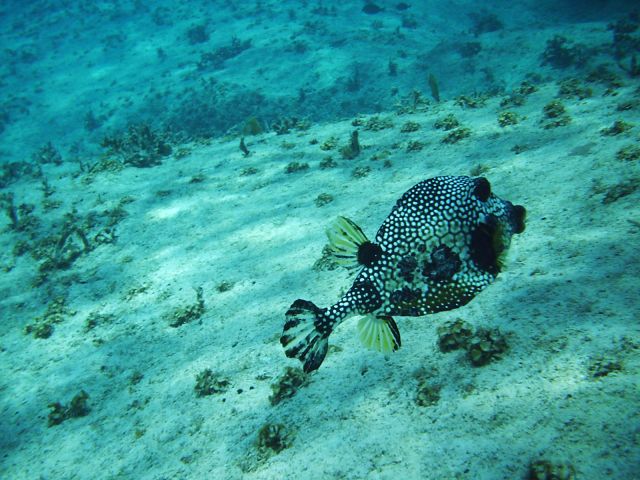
<box><xmin>1</xmin><ymin>1</ymin><xmax>639</xmax><ymax>479</ymax></box>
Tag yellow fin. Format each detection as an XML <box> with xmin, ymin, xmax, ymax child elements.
<box><xmin>357</xmin><ymin>315</ymin><xmax>401</xmax><ymax>353</ymax></box>
<box><xmin>325</xmin><ymin>216</ymin><xmax>369</xmax><ymax>269</ymax></box>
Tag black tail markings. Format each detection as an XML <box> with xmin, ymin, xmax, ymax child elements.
<box><xmin>281</xmin><ymin>299</ymin><xmax>330</xmax><ymax>373</ymax></box>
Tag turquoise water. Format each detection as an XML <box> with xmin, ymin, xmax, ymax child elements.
<box><xmin>1</xmin><ymin>1</ymin><xmax>639</xmax><ymax>479</ymax></box>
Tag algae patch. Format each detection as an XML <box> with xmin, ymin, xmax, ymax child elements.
<box><xmin>47</xmin><ymin>390</ymin><xmax>90</xmax><ymax>427</ymax></box>
<box><xmin>167</xmin><ymin>287</ymin><xmax>205</xmax><ymax>328</ymax></box>
<box><xmin>269</xmin><ymin>367</ymin><xmax>309</xmax><ymax>406</ymax></box>
<box><xmin>194</xmin><ymin>369</ymin><xmax>230</xmax><ymax>397</ymax></box>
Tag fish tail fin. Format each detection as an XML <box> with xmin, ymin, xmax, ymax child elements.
<box><xmin>326</xmin><ymin>216</ymin><xmax>378</xmax><ymax>269</ymax></box>
<box><xmin>281</xmin><ymin>299</ymin><xmax>331</xmax><ymax>373</ymax></box>
<box><xmin>357</xmin><ymin>315</ymin><xmax>402</xmax><ymax>353</ymax></box>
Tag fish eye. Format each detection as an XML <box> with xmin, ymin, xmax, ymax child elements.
<box><xmin>472</xmin><ymin>177</ymin><xmax>491</xmax><ymax>202</ymax></box>
<box><xmin>469</xmin><ymin>214</ymin><xmax>501</xmax><ymax>275</ymax></box>
<box><xmin>512</xmin><ymin>205</ymin><xmax>526</xmax><ymax>234</ymax></box>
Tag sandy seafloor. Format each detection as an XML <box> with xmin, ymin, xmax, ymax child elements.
<box><xmin>1</xmin><ymin>1</ymin><xmax>639</xmax><ymax>479</ymax></box>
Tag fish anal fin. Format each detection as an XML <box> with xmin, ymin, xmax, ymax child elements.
<box><xmin>357</xmin><ymin>315</ymin><xmax>401</xmax><ymax>354</ymax></box>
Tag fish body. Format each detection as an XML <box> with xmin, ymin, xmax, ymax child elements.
<box><xmin>281</xmin><ymin>176</ymin><xmax>526</xmax><ymax>372</ymax></box>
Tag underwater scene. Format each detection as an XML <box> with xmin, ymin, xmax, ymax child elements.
<box><xmin>1</xmin><ymin>0</ymin><xmax>639</xmax><ymax>478</ymax></box>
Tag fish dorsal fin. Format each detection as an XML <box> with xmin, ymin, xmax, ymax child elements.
<box><xmin>326</xmin><ymin>216</ymin><xmax>374</xmax><ymax>269</ymax></box>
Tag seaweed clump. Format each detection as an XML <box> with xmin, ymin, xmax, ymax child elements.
<box><xmin>6</xmin><ymin>199</ymin><xmax>126</xmax><ymax>286</ymax></box>
<box><xmin>400</xmin><ymin>121</ymin><xmax>420</xmax><ymax>133</ymax></box>
<box><xmin>437</xmin><ymin>320</ymin><xmax>509</xmax><ymax>367</ymax></box>
<box><xmin>168</xmin><ymin>287</ymin><xmax>205</xmax><ymax>327</ymax></box>
<box><xmin>558</xmin><ymin>78</ymin><xmax>592</xmax><ymax>99</ymax></box>
<box><xmin>1</xmin><ymin>161</ymin><xmax>40</xmax><ymax>189</ymax></box>
<box><xmin>454</xmin><ymin>94</ymin><xmax>487</xmax><ymax>109</ymax></box>
<box><xmin>37</xmin><ymin>222</ymin><xmax>92</xmax><ymax>275</ymax></box>
<box><xmin>527</xmin><ymin>460</ymin><xmax>575</xmax><ymax>480</ymax></box>
<box><xmin>517</xmin><ymin>80</ymin><xmax>539</xmax><ymax>95</ymax></box>
<box><xmin>500</xmin><ymin>81</ymin><xmax>539</xmax><ymax>108</ymax></box>
<box><xmin>25</xmin><ymin>296</ymin><xmax>75</xmax><ymax>339</ymax></box>
<box><xmin>269</xmin><ymin>367</ymin><xmax>309</xmax><ymax>405</ymax></box>
<box><xmin>586</xmin><ymin>64</ymin><xmax>624</xmax><ymax>92</ymax></box>
<box><xmin>500</xmin><ymin>94</ymin><xmax>526</xmax><ymax>108</ymax></box>
<box><xmin>271</xmin><ymin>117</ymin><xmax>310</xmax><ymax>135</ymax></box>
<box><xmin>466</xmin><ymin>327</ymin><xmax>508</xmax><ymax>367</ymax></box>
<box><xmin>256</xmin><ymin>423</ymin><xmax>294</xmax><ymax>457</ymax></box>
<box><xmin>541</xmin><ymin>35</ymin><xmax>590</xmax><ymax>69</ymax></box>
<box><xmin>608</xmin><ymin>13</ymin><xmax>640</xmax><ymax>74</ymax></box>
<box><xmin>240</xmin><ymin>167</ymin><xmax>258</xmax><ymax>176</ymax></box>
<box><xmin>354</xmin><ymin>116</ymin><xmax>394</xmax><ymax>131</ymax></box>
<box><xmin>352</xmin><ymin>166</ymin><xmax>371</xmax><ymax>178</ymax></box>
<box><xmin>242</xmin><ymin>117</ymin><xmax>264</xmax><ymax>136</ymax></box>
<box><xmin>437</xmin><ymin>319</ymin><xmax>473</xmax><ymax>352</ymax></box>
<box><xmin>320</xmin><ymin>137</ymin><xmax>338</xmax><ymax>151</ymax></box>
<box><xmin>33</xmin><ymin>142</ymin><xmax>63</xmax><ymax>165</ymax></box>
<box><xmin>441</xmin><ymin>127</ymin><xmax>471</xmax><ymax>144</ymax></box>
<box><xmin>1</xmin><ymin>193</ymin><xmax>39</xmax><ymax>234</ymax></box>
<box><xmin>394</xmin><ymin>89</ymin><xmax>430</xmax><ymax>114</ymax></box>
<box><xmin>601</xmin><ymin>179</ymin><xmax>639</xmax><ymax>204</ymax></box>
<box><xmin>186</xmin><ymin>24</ymin><xmax>209</xmax><ymax>45</ymax></box>
<box><xmin>543</xmin><ymin>100</ymin><xmax>566</xmax><ymax>118</ymax></box>
<box><xmin>48</xmin><ymin>390</ymin><xmax>90</xmax><ymax>427</ymax></box>
<box><xmin>497</xmin><ymin>111</ymin><xmax>519</xmax><ymax>127</ymax></box>
<box><xmin>83</xmin><ymin>312</ymin><xmax>116</xmax><ymax>332</ymax></box>
<box><xmin>468</xmin><ymin>11</ymin><xmax>503</xmax><ymax>36</ymax></box>
<box><xmin>588</xmin><ymin>356</ymin><xmax>623</xmax><ymax>378</ymax></box>
<box><xmin>197</xmin><ymin>37</ymin><xmax>251</xmax><ymax>70</ymax></box>
<box><xmin>340</xmin><ymin>130</ymin><xmax>361</xmax><ymax>159</ymax></box>
<box><xmin>216</xmin><ymin>281</ymin><xmax>235</xmax><ymax>292</ymax></box>
<box><xmin>319</xmin><ymin>156</ymin><xmax>337</xmax><ymax>169</ymax></box>
<box><xmin>406</xmin><ymin>140</ymin><xmax>424</xmax><ymax>152</ymax></box>
<box><xmin>615</xmin><ymin>144</ymin><xmax>640</xmax><ymax>161</ymax></box>
<box><xmin>415</xmin><ymin>380</ymin><xmax>441</xmax><ymax>407</ymax></box>
<box><xmin>315</xmin><ymin>193</ymin><xmax>334</xmax><ymax>207</ymax></box>
<box><xmin>541</xmin><ymin>100</ymin><xmax>571</xmax><ymax>129</ymax></box>
<box><xmin>434</xmin><ymin>114</ymin><xmax>459</xmax><ymax>131</ymax></box>
<box><xmin>601</xmin><ymin>120</ymin><xmax>634</xmax><ymax>136</ymax></box>
<box><xmin>284</xmin><ymin>162</ymin><xmax>309</xmax><ymax>174</ymax></box>
<box><xmin>101</xmin><ymin>124</ymin><xmax>173</xmax><ymax>168</ymax></box>
<box><xmin>194</xmin><ymin>368</ymin><xmax>230</xmax><ymax>397</ymax></box>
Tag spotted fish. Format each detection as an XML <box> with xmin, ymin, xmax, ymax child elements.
<box><xmin>281</xmin><ymin>176</ymin><xmax>526</xmax><ymax>372</ymax></box>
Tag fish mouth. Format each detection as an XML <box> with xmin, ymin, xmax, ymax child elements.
<box><xmin>510</xmin><ymin>204</ymin><xmax>526</xmax><ymax>234</ymax></box>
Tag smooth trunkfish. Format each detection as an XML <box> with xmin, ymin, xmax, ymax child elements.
<box><xmin>281</xmin><ymin>176</ymin><xmax>526</xmax><ymax>372</ymax></box>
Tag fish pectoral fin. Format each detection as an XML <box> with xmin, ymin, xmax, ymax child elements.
<box><xmin>357</xmin><ymin>315</ymin><xmax>401</xmax><ymax>354</ymax></box>
<box><xmin>326</xmin><ymin>216</ymin><xmax>368</xmax><ymax>269</ymax></box>
<box><xmin>326</xmin><ymin>216</ymin><xmax>381</xmax><ymax>269</ymax></box>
